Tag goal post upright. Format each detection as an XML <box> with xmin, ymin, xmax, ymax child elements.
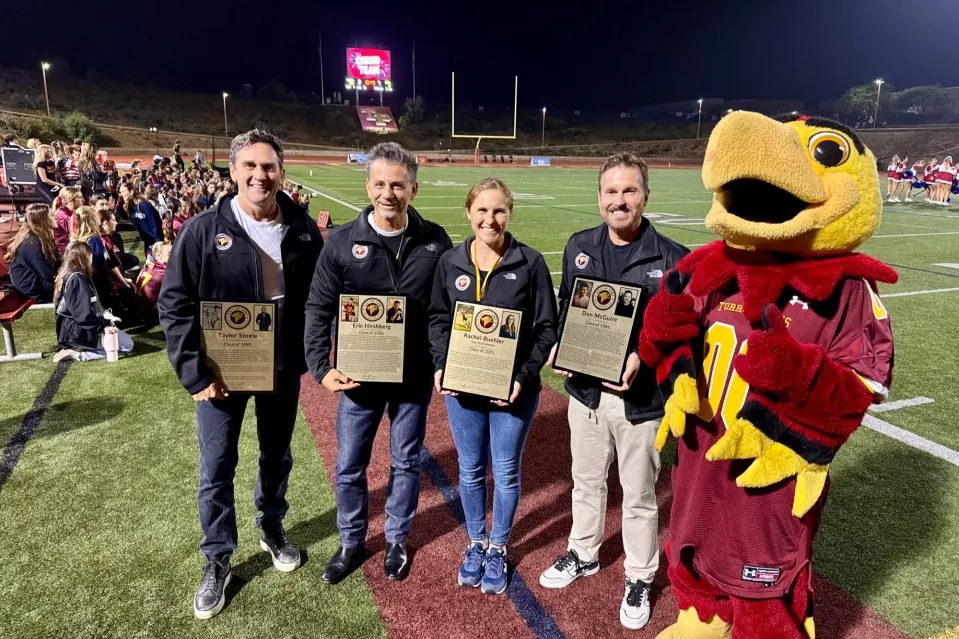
<box><xmin>451</xmin><ymin>71</ymin><xmax>519</xmax><ymax>165</ymax></box>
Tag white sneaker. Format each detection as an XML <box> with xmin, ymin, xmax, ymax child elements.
<box><xmin>538</xmin><ymin>549</ymin><xmax>599</xmax><ymax>589</ymax></box>
<box><xmin>904</xmin><ymin>197</ymin><xmax>913</xmax><ymax>202</ymax></box>
<box><xmin>53</xmin><ymin>349</ymin><xmax>79</xmax><ymax>362</ymax></box>
<box><xmin>620</xmin><ymin>578</ymin><xmax>652</xmax><ymax>630</ymax></box>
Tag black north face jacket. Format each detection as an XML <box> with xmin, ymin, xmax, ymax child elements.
<box><xmin>304</xmin><ymin>205</ymin><xmax>453</xmax><ymax>387</ymax></box>
<box><xmin>559</xmin><ymin>219</ymin><xmax>689</xmax><ymax>422</ymax></box>
<box><xmin>158</xmin><ymin>192</ymin><xmax>324</xmax><ymax>394</ymax></box>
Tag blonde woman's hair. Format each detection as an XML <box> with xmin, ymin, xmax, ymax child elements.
<box><xmin>54</xmin><ymin>241</ymin><xmax>94</xmax><ymax>301</ymax></box>
<box><xmin>464</xmin><ymin>177</ymin><xmax>514</xmax><ymax>213</ymax></box>
<box><xmin>3</xmin><ymin>203</ymin><xmax>56</xmax><ymax>264</ymax></box>
<box><xmin>79</xmin><ymin>142</ymin><xmax>97</xmax><ymax>172</ymax></box>
<box><xmin>72</xmin><ymin>206</ymin><xmax>100</xmax><ymax>243</ymax></box>
<box><xmin>58</xmin><ymin>186</ymin><xmax>82</xmax><ymax>210</ymax></box>
<box><xmin>32</xmin><ymin>144</ymin><xmax>54</xmax><ymax>170</ymax></box>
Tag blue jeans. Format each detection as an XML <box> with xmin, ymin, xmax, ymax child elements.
<box><xmin>195</xmin><ymin>372</ymin><xmax>301</xmax><ymax>561</ymax></box>
<box><xmin>335</xmin><ymin>381</ymin><xmax>432</xmax><ymax>546</ymax></box>
<box><xmin>444</xmin><ymin>393</ymin><xmax>538</xmax><ymax>547</ymax></box>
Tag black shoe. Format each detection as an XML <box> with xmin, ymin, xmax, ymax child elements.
<box><xmin>384</xmin><ymin>542</ymin><xmax>411</xmax><ymax>581</ymax></box>
<box><xmin>321</xmin><ymin>544</ymin><xmax>365</xmax><ymax>585</ymax></box>
<box><xmin>193</xmin><ymin>558</ymin><xmax>231</xmax><ymax>620</ymax></box>
<box><xmin>259</xmin><ymin>522</ymin><xmax>301</xmax><ymax>572</ymax></box>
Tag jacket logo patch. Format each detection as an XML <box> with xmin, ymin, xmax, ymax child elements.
<box><xmin>788</xmin><ymin>295</ymin><xmax>809</xmax><ymax>310</ymax></box>
<box><xmin>425</xmin><ymin>243</ymin><xmax>438</xmax><ymax>252</ymax></box>
<box><xmin>352</xmin><ymin>244</ymin><xmax>368</xmax><ymax>259</ymax></box>
<box><xmin>455</xmin><ymin>275</ymin><xmax>471</xmax><ymax>291</ymax></box>
<box><xmin>502</xmin><ymin>272</ymin><xmax>517</xmax><ymax>280</ymax></box>
<box><xmin>215</xmin><ymin>234</ymin><xmax>233</xmax><ymax>250</ymax></box>
<box><xmin>647</xmin><ymin>269</ymin><xmax>663</xmax><ymax>278</ymax></box>
<box><xmin>575</xmin><ymin>252</ymin><xmax>589</xmax><ymax>269</ymax></box>
<box><xmin>741</xmin><ymin>565</ymin><xmax>781</xmax><ymax>584</ymax></box>
<box><xmin>299</xmin><ymin>233</ymin><xmax>312</xmax><ymax>241</ymax></box>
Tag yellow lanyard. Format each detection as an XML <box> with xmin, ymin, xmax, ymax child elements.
<box><xmin>471</xmin><ymin>240</ymin><xmax>502</xmax><ymax>302</ymax></box>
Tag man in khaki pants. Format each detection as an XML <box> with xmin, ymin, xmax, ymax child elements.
<box><xmin>539</xmin><ymin>154</ymin><xmax>688</xmax><ymax>630</ymax></box>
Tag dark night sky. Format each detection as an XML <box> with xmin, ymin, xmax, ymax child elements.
<box><xmin>6</xmin><ymin>0</ymin><xmax>959</xmax><ymax>111</ymax></box>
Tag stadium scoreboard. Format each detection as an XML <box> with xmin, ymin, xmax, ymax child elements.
<box><xmin>345</xmin><ymin>48</ymin><xmax>393</xmax><ymax>93</ymax></box>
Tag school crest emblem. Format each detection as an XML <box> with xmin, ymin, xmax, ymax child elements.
<box><xmin>455</xmin><ymin>275</ymin><xmax>471</xmax><ymax>291</ymax></box>
<box><xmin>352</xmin><ymin>244</ymin><xmax>368</xmax><ymax>259</ymax></box>
<box><xmin>215</xmin><ymin>234</ymin><xmax>233</xmax><ymax>250</ymax></box>
<box><xmin>574</xmin><ymin>252</ymin><xmax>589</xmax><ymax>269</ymax></box>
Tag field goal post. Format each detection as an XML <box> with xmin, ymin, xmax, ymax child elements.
<box><xmin>451</xmin><ymin>72</ymin><xmax>518</xmax><ymax>165</ymax></box>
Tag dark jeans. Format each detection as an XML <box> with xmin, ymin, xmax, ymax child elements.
<box><xmin>334</xmin><ymin>380</ymin><xmax>432</xmax><ymax>547</ymax></box>
<box><xmin>195</xmin><ymin>372</ymin><xmax>301</xmax><ymax>561</ymax></box>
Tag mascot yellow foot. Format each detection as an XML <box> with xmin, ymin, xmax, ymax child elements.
<box><xmin>656</xmin><ymin>607</ymin><xmax>731</xmax><ymax>639</ymax></box>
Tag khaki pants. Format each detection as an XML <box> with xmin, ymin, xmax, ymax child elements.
<box><xmin>567</xmin><ymin>393</ymin><xmax>661</xmax><ymax>582</ymax></box>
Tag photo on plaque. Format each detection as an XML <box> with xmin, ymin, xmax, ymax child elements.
<box><xmin>442</xmin><ymin>302</ymin><xmax>522</xmax><ymax>401</ymax></box>
<box><xmin>386</xmin><ymin>298</ymin><xmax>405</xmax><ymax>324</ymax></box>
<box><xmin>553</xmin><ymin>277</ymin><xmax>642</xmax><ymax>384</ymax></box>
<box><xmin>499</xmin><ymin>313</ymin><xmax>519</xmax><ymax>340</ymax></box>
<box><xmin>453</xmin><ymin>304</ymin><xmax>475</xmax><ymax>331</ymax></box>
<box><xmin>341</xmin><ymin>296</ymin><xmax>358</xmax><ymax>322</ymax></box>
<box><xmin>571</xmin><ymin>282</ymin><xmax>592</xmax><ymax>309</ymax></box>
<box><xmin>335</xmin><ymin>294</ymin><xmax>406</xmax><ymax>383</ymax></box>
<box><xmin>200</xmin><ymin>300</ymin><xmax>276</xmax><ymax>392</ymax></box>
<box><xmin>255</xmin><ymin>305</ymin><xmax>273</xmax><ymax>331</ymax></box>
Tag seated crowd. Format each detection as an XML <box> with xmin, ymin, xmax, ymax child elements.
<box><xmin>2</xmin><ymin>134</ymin><xmax>310</xmax><ymax>361</ymax></box>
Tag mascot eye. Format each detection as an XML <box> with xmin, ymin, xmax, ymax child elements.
<box><xmin>808</xmin><ymin>131</ymin><xmax>850</xmax><ymax>167</ymax></box>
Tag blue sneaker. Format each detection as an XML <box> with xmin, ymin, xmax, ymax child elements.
<box><xmin>481</xmin><ymin>547</ymin><xmax>508</xmax><ymax>595</ymax></box>
<box><xmin>458</xmin><ymin>542</ymin><xmax>486</xmax><ymax>587</ymax></box>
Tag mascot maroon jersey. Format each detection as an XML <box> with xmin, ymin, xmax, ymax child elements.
<box><xmin>669</xmin><ymin>276</ymin><xmax>894</xmax><ymax>598</ymax></box>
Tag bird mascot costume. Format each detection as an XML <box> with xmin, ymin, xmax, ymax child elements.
<box><xmin>639</xmin><ymin>111</ymin><xmax>896</xmax><ymax>639</ymax></box>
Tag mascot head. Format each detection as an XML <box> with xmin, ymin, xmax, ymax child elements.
<box><xmin>703</xmin><ymin>111</ymin><xmax>881</xmax><ymax>256</ymax></box>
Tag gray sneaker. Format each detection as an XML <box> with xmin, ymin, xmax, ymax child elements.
<box><xmin>538</xmin><ymin>549</ymin><xmax>599</xmax><ymax>589</ymax></box>
<box><xmin>193</xmin><ymin>559</ymin><xmax>231</xmax><ymax>620</ymax></box>
<box><xmin>259</xmin><ymin>523</ymin><xmax>301</xmax><ymax>572</ymax></box>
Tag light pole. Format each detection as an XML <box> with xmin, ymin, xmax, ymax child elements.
<box><xmin>41</xmin><ymin>62</ymin><xmax>51</xmax><ymax>116</ymax></box>
<box><xmin>222</xmin><ymin>92</ymin><xmax>229</xmax><ymax>137</ymax></box>
<box><xmin>541</xmin><ymin>106</ymin><xmax>547</xmax><ymax>147</ymax></box>
<box><xmin>149</xmin><ymin>126</ymin><xmax>159</xmax><ymax>155</ymax></box>
<box><xmin>873</xmin><ymin>78</ymin><xmax>884</xmax><ymax>129</ymax></box>
<box><xmin>696</xmin><ymin>98</ymin><xmax>704</xmax><ymax>139</ymax></box>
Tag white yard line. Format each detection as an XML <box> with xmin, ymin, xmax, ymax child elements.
<box><xmin>933</xmin><ymin>263</ymin><xmax>959</xmax><ymax>270</ymax></box>
<box><xmin>861</xmin><ymin>414</ymin><xmax>959</xmax><ymax>467</ymax></box>
<box><xmin>869</xmin><ymin>396</ymin><xmax>935</xmax><ymax>413</ymax></box>
<box><xmin>872</xmin><ymin>231</ymin><xmax>959</xmax><ymax>239</ymax></box>
<box><xmin>310</xmin><ymin>190</ymin><xmax>362</xmax><ymax>211</ymax></box>
<box><xmin>883</xmin><ymin>287</ymin><xmax>959</xmax><ymax>298</ymax></box>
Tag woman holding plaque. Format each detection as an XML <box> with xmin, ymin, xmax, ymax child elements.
<box><xmin>429</xmin><ymin>178</ymin><xmax>557</xmax><ymax>595</ymax></box>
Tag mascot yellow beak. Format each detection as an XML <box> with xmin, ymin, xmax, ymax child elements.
<box><xmin>703</xmin><ymin>111</ymin><xmax>882</xmax><ymax>256</ymax></box>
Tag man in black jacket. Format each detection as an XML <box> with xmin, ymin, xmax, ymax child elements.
<box><xmin>537</xmin><ymin>154</ymin><xmax>689</xmax><ymax>631</ymax></box>
<box><xmin>305</xmin><ymin>142</ymin><xmax>452</xmax><ymax>584</ymax></box>
<box><xmin>158</xmin><ymin>129</ymin><xmax>323</xmax><ymax>620</ymax></box>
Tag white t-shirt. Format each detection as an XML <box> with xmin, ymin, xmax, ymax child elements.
<box><xmin>231</xmin><ymin>197</ymin><xmax>288</xmax><ymax>300</ymax></box>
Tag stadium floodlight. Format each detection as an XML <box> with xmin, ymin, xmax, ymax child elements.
<box><xmin>41</xmin><ymin>62</ymin><xmax>51</xmax><ymax>116</ymax></box>
<box><xmin>149</xmin><ymin>126</ymin><xmax>159</xmax><ymax>155</ymax></box>
<box><xmin>222</xmin><ymin>93</ymin><xmax>230</xmax><ymax>136</ymax></box>
<box><xmin>873</xmin><ymin>78</ymin><xmax>884</xmax><ymax>129</ymax></box>
<box><xmin>451</xmin><ymin>72</ymin><xmax>519</xmax><ymax>165</ymax></box>
<box><xmin>541</xmin><ymin>107</ymin><xmax>547</xmax><ymax>147</ymax></box>
<box><xmin>696</xmin><ymin>98</ymin><xmax>704</xmax><ymax>139</ymax></box>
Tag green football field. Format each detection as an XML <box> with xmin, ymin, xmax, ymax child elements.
<box><xmin>1</xmin><ymin>163</ymin><xmax>957</xmax><ymax>638</ymax></box>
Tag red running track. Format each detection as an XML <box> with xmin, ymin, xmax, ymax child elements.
<box><xmin>298</xmin><ymin>377</ymin><xmax>908</xmax><ymax>639</ymax></box>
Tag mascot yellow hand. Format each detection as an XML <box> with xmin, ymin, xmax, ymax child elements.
<box><xmin>656</xmin><ymin>372</ymin><xmax>700</xmax><ymax>451</ymax></box>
